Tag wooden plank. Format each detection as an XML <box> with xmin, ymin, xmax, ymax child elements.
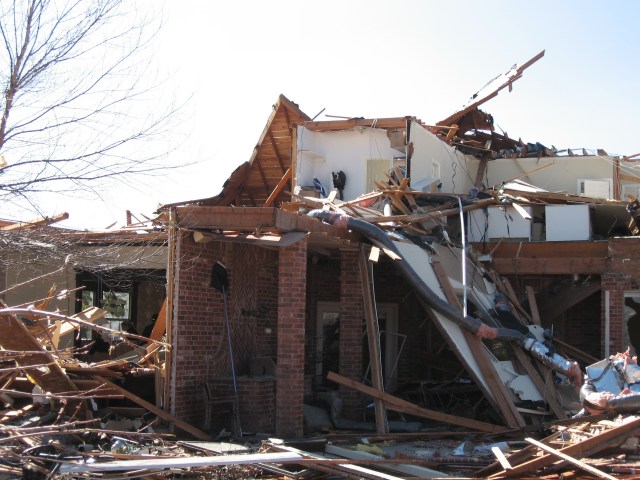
<box><xmin>430</xmin><ymin>260</ymin><xmax>525</xmax><ymax>429</ymax></box>
<box><xmin>478</xmin><ymin>240</ymin><xmax>609</xmax><ymax>259</ymax></box>
<box><xmin>490</xmin><ymin>257</ymin><xmax>608</xmax><ymax>275</ymax></box>
<box><xmin>0</xmin><ymin>314</ymin><xmax>83</xmax><ymax>415</ymax></box>
<box><xmin>1</xmin><ymin>213</ymin><xmax>69</xmax><ymax>231</ymax></box>
<box><xmin>358</xmin><ymin>248</ymin><xmax>388</xmax><ymax>433</ymax></box>
<box><xmin>60</xmin><ymin>451</ymin><xmax>304</xmax><ymax>474</ymax></box>
<box><xmin>492</xmin><ymin>446</ymin><xmax>512</xmax><ymax>472</ymax></box>
<box><xmin>57</xmin><ymin>307</ymin><xmax>108</xmax><ymax>339</ymax></box>
<box><xmin>264</xmin><ymin>167</ymin><xmax>292</xmax><ymax>207</ymax></box>
<box><xmin>94</xmin><ymin>376</ymin><xmax>212</xmax><ymax>440</ymax></box>
<box><xmin>327</xmin><ymin>371</ymin><xmax>508</xmax><ymax>434</ymax></box>
<box><xmin>525</xmin><ymin>437</ymin><xmax>617</xmax><ymax>480</ymax></box>
<box><xmin>525</xmin><ymin>286</ymin><xmax>542</xmax><ymax>326</ymax></box>
<box><xmin>304</xmin><ymin>117</ymin><xmax>408</xmax><ymax>132</ymax></box>
<box><xmin>500</xmin><ymin>416</ymin><xmax>640</xmax><ymax>477</ymax></box>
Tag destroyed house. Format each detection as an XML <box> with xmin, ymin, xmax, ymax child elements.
<box><xmin>156</xmin><ymin>61</ymin><xmax>640</xmax><ymax>439</ymax></box>
<box><xmin>0</xmin><ymin>220</ymin><xmax>167</xmax><ymax>355</ymax></box>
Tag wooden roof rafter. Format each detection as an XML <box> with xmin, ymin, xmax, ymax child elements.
<box><xmin>268</xmin><ymin>130</ymin><xmax>286</xmax><ymax>174</ymax></box>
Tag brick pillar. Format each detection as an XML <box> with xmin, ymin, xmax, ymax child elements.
<box><xmin>276</xmin><ymin>239</ymin><xmax>307</xmax><ymax>437</ymax></box>
<box><xmin>601</xmin><ymin>272</ymin><xmax>633</xmax><ymax>356</ymax></box>
<box><xmin>339</xmin><ymin>249</ymin><xmax>364</xmax><ymax>420</ymax></box>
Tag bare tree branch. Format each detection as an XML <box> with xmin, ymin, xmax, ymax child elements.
<box><xmin>0</xmin><ymin>0</ymin><xmax>184</xmax><ymax>211</ymax></box>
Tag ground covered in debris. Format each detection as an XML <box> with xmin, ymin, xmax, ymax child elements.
<box><xmin>2</xmin><ymin>393</ymin><xmax>640</xmax><ymax>480</ymax></box>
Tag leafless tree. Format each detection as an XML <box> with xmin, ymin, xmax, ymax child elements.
<box><xmin>0</xmin><ymin>0</ymin><xmax>179</xmax><ymax>215</ymax></box>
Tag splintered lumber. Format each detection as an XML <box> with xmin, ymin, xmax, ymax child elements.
<box><xmin>93</xmin><ymin>376</ymin><xmax>213</xmax><ymax>441</ymax></box>
<box><xmin>0</xmin><ymin>314</ymin><xmax>83</xmax><ymax>414</ymax></box>
<box><xmin>497</xmin><ymin>416</ymin><xmax>640</xmax><ymax>478</ymax></box>
<box><xmin>266</xmin><ymin>441</ymin><xmax>409</xmax><ymax>480</ymax></box>
<box><xmin>430</xmin><ymin>259</ymin><xmax>525</xmax><ymax>429</ymax></box>
<box><xmin>148</xmin><ymin>297</ymin><xmax>167</xmax><ymax>344</ymax></box>
<box><xmin>358</xmin><ymin>247</ymin><xmax>388</xmax><ymax>433</ymax></box>
<box><xmin>59</xmin><ymin>451</ymin><xmax>304</xmax><ymax>473</ymax></box>
<box><xmin>525</xmin><ymin>437</ymin><xmax>617</xmax><ymax>480</ymax></box>
<box><xmin>327</xmin><ymin>371</ymin><xmax>507</xmax><ymax>434</ymax></box>
<box><xmin>525</xmin><ymin>286</ymin><xmax>542</xmax><ymax>326</ymax></box>
<box><xmin>55</xmin><ymin>307</ymin><xmax>108</xmax><ymax>347</ymax></box>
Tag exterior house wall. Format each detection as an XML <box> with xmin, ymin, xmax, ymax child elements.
<box><xmin>3</xmin><ymin>255</ymin><xmax>76</xmax><ymax>314</ymax></box>
<box><xmin>276</xmin><ymin>239</ymin><xmax>308</xmax><ymax>437</ymax></box>
<box><xmin>601</xmin><ymin>272</ymin><xmax>633</xmax><ymax>357</ymax></box>
<box><xmin>171</xmin><ymin>232</ymin><xmax>226</xmax><ymax>427</ymax></box>
<box><xmin>171</xmin><ymin>233</ymin><xmax>284</xmax><ymax>433</ymax></box>
<box><xmin>3</xmin><ymin>245</ymin><xmax>167</xmax><ymax>314</ymax></box>
<box><xmin>409</xmin><ymin>121</ymin><xmax>475</xmax><ymax>195</ymax></box>
<box><xmin>296</xmin><ymin>127</ymin><xmax>402</xmax><ymax>201</ymax></box>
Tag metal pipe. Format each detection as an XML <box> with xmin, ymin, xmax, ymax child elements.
<box><xmin>457</xmin><ymin>196</ymin><xmax>468</xmax><ymax>318</ymax></box>
<box><xmin>307</xmin><ymin>210</ymin><xmax>520</xmax><ymax>338</ymax></box>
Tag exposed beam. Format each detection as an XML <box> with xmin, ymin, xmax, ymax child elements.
<box><xmin>358</xmin><ymin>247</ymin><xmax>388</xmax><ymax>433</ymax></box>
<box><xmin>264</xmin><ymin>167</ymin><xmax>292</xmax><ymax>207</ymax></box>
<box><xmin>304</xmin><ymin>117</ymin><xmax>409</xmax><ymax>132</ymax></box>
<box><xmin>1</xmin><ymin>212</ymin><xmax>69</xmax><ymax>231</ymax></box>
<box><xmin>327</xmin><ymin>372</ymin><xmax>508</xmax><ymax>434</ymax></box>
<box><xmin>490</xmin><ymin>257</ymin><xmax>608</xmax><ymax>275</ymax></box>
<box><xmin>435</xmin><ymin>50</ymin><xmax>545</xmax><ymax>129</ymax></box>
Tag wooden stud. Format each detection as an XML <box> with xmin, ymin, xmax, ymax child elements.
<box><xmin>358</xmin><ymin>247</ymin><xmax>388</xmax><ymax>433</ymax></box>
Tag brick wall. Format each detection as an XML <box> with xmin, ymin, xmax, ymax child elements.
<box><xmin>171</xmin><ymin>231</ymin><xmax>226</xmax><ymax>426</ymax></box>
<box><xmin>209</xmin><ymin>377</ymin><xmax>276</xmax><ymax>433</ymax></box>
<box><xmin>276</xmin><ymin>239</ymin><xmax>308</xmax><ymax>437</ymax></box>
<box><xmin>172</xmin><ymin>233</ymin><xmax>281</xmax><ymax>431</ymax></box>
<box><xmin>601</xmin><ymin>272</ymin><xmax>634</xmax><ymax>356</ymax></box>
<box><xmin>339</xmin><ymin>249</ymin><xmax>364</xmax><ymax>419</ymax></box>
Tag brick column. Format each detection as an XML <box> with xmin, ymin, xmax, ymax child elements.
<box><xmin>276</xmin><ymin>239</ymin><xmax>307</xmax><ymax>437</ymax></box>
<box><xmin>601</xmin><ymin>272</ymin><xmax>633</xmax><ymax>356</ymax></box>
<box><xmin>339</xmin><ymin>249</ymin><xmax>364</xmax><ymax>420</ymax></box>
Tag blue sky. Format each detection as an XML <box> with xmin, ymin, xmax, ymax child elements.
<box><xmin>32</xmin><ymin>1</ymin><xmax>640</xmax><ymax>228</ymax></box>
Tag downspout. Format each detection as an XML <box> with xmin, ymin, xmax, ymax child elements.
<box><xmin>166</xmin><ymin>207</ymin><xmax>177</xmax><ymax>415</ymax></box>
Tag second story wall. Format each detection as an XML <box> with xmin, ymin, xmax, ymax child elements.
<box><xmin>480</xmin><ymin>155</ymin><xmax>618</xmax><ymax>198</ymax></box>
<box><xmin>296</xmin><ymin>126</ymin><xmax>404</xmax><ymax>201</ymax></box>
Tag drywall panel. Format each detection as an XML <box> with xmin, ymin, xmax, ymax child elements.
<box><xmin>409</xmin><ymin>121</ymin><xmax>474</xmax><ymax>195</ymax></box>
<box><xmin>467</xmin><ymin>206</ymin><xmax>532</xmax><ymax>242</ymax></box>
<box><xmin>296</xmin><ymin>126</ymin><xmax>400</xmax><ymax>201</ymax></box>
<box><xmin>545</xmin><ymin>204</ymin><xmax>591</xmax><ymax>241</ymax></box>
<box><xmin>393</xmin><ymin>241</ymin><xmax>493</xmax><ymax>400</ymax></box>
<box><xmin>482</xmin><ymin>155</ymin><xmax>614</xmax><ymax>196</ymax></box>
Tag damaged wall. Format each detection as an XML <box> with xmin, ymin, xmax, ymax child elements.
<box><xmin>409</xmin><ymin>120</ymin><xmax>475</xmax><ymax>194</ymax></box>
<box><xmin>296</xmin><ymin>127</ymin><xmax>402</xmax><ymax>200</ymax></box>
<box><xmin>480</xmin><ymin>155</ymin><xmax>617</xmax><ymax>197</ymax></box>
